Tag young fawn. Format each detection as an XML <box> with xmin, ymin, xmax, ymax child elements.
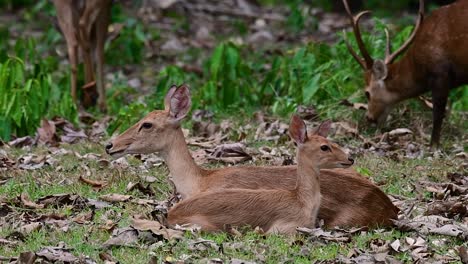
<box><xmin>167</xmin><ymin>115</ymin><xmax>354</xmax><ymax>233</ymax></box>
<box><xmin>106</xmin><ymin>85</ymin><xmax>399</xmax><ymax>228</ymax></box>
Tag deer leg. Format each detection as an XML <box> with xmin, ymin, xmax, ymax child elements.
<box><xmin>95</xmin><ymin>42</ymin><xmax>106</xmax><ymax>112</ymax></box>
<box><xmin>80</xmin><ymin>26</ymin><xmax>94</xmax><ymax>85</ymax></box>
<box><xmin>94</xmin><ymin>0</ymin><xmax>111</xmax><ymax>112</ymax></box>
<box><xmin>78</xmin><ymin>9</ymin><xmax>98</xmax><ymax>108</ymax></box>
<box><xmin>68</xmin><ymin>44</ymin><xmax>79</xmax><ymax>103</ymax></box>
<box><xmin>52</xmin><ymin>0</ymin><xmax>79</xmax><ymax>105</ymax></box>
<box><xmin>430</xmin><ymin>80</ymin><xmax>449</xmax><ymax>147</ymax></box>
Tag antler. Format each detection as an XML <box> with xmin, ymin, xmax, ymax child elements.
<box><xmin>342</xmin><ymin>0</ymin><xmax>374</xmax><ymax>70</ymax></box>
<box><xmin>384</xmin><ymin>29</ymin><xmax>391</xmax><ymax>59</ymax></box>
<box><xmin>384</xmin><ymin>0</ymin><xmax>425</xmax><ymax>64</ymax></box>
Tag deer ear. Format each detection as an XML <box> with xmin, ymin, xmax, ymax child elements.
<box><xmin>164</xmin><ymin>85</ymin><xmax>178</xmax><ymax>111</ymax></box>
<box><xmin>372</xmin><ymin>60</ymin><xmax>388</xmax><ymax>80</ymax></box>
<box><xmin>169</xmin><ymin>84</ymin><xmax>191</xmax><ymax>123</ymax></box>
<box><xmin>314</xmin><ymin>120</ymin><xmax>332</xmax><ymax>137</ymax></box>
<box><xmin>289</xmin><ymin>115</ymin><xmax>308</xmax><ymax>145</ymax></box>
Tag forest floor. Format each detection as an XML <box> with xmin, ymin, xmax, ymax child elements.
<box><xmin>0</xmin><ymin>0</ymin><xmax>467</xmax><ymax>263</ymax></box>
<box><xmin>1</xmin><ymin>112</ymin><xmax>467</xmax><ymax>263</ymax></box>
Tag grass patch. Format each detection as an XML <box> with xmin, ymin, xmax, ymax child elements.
<box><xmin>1</xmin><ymin>132</ymin><xmax>465</xmax><ymax>262</ymax></box>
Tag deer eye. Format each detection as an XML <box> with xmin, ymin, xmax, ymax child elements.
<box><xmin>320</xmin><ymin>145</ymin><xmax>330</xmax><ymax>151</ymax></box>
<box><xmin>365</xmin><ymin>91</ymin><xmax>370</xmax><ymax>100</ymax></box>
<box><xmin>142</xmin><ymin>123</ymin><xmax>153</xmax><ymax>129</ymax></box>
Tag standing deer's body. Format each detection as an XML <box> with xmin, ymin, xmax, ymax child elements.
<box><xmin>106</xmin><ymin>85</ymin><xmax>399</xmax><ymax>228</ymax></box>
<box><xmin>168</xmin><ymin>116</ymin><xmax>354</xmax><ymax>234</ymax></box>
<box><xmin>343</xmin><ymin>0</ymin><xmax>468</xmax><ymax>146</ymax></box>
<box><xmin>53</xmin><ymin>0</ymin><xmax>111</xmax><ymax>111</ymax></box>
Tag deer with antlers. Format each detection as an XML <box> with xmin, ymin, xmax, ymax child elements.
<box><xmin>53</xmin><ymin>0</ymin><xmax>111</xmax><ymax>111</ymax></box>
<box><xmin>167</xmin><ymin>115</ymin><xmax>354</xmax><ymax>233</ymax></box>
<box><xmin>342</xmin><ymin>0</ymin><xmax>468</xmax><ymax>146</ymax></box>
<box><xmin>106</xmin><ymin>85</ymin><xmax>399</xmax><ymax>228</ymax></box>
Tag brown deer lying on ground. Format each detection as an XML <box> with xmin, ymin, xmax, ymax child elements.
<box><xmin>167</xmin><ymin>116</ymin><xmax>354</xmax><ymax>234</ymax></box>
<box><xmin>342</xmin><ymin>0</ymin><xmax>468</xmax><ymax>146</ymax></box>
<box><xmin>106</xmin><ymin>85</ymin><xmax>399</xmax><ymax>228</ymax></box>
<box><xmin>53</xmin><ymin>0</ymin><xmax>111</xmax><ymax>111</ymax></box>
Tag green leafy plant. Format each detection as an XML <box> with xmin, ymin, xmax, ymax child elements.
<box><xmin>0</xmin><ymin>57</ymin><xmax>77</xmax><ymax>141</ymax></box>
<box><xmin>286</xmin><ymin>0</ymin><xmax>305</xmax><ymax>32</ymax></box>
<box><xmin>205</xmin><ymin>43</ymin><xmax>253</xmax><ymax>107</ymax></box>
<box><xmin>106</xmin><ymin>5</ymin><xmax>151</xmax><ymax>65</ymax></box>
<box><xmin>109</xmin><ymin>18</ymin><xmax>466</xmax><ymax>133</ymax></box>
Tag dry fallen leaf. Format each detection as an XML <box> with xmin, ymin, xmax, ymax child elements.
<box><xmin>36</xmin><ymin>244</ymin><xmax>79</xmax><ymax>262</ymax></box>
<box><xmin>340</xmin><ymin>99</ymin><xmax>368</xmax><ymax>111</ymax></box>
<box><xmin>0</xmin><ymin>238</ymin><xmax>18</xmax><ymax>246</ymax></box>
<box><xmin>458</xmin><ymin>246</ymin><xmax>468</xmax><ymax>264</ymax></box>
<box><xmin>126</xmin><ymin>182</ymin><xmax>155</xmax><ymax>196</ymax></box>
<box><xmin>131</xmin><ymin>217</ymin><xmax>184</xmax><ymax>240</ymax></box>
<box><xmin>296</xmin><ymin>227</ymin><xmax>353</xmax><ymax>243</ymax></box>
<box><xmin>0</xmin><ymin>155</ymin><xmax>16</xmax><ymax>171</ymax></box>
<box><xmin>103</xmin><ymin>227</ymin><xmax>139</xmax><ymax>248</ymax></box>
<box><xmin>418</xmin><ymin>96</ymin><xmax>433</xmax><ymax>109</ymax></box>
<box><xmin>188</xmin><ymin>238</ymin><xmax>220</xmax><ymax>252</ymax></box>
<box><xmin>8</xmin><ymin>136</ymin><xmax>35</xmax><ymax>148</ymax></box>
<box><xmin>388</xmin><ymin>128</ymin><xmax>413</xmax><ymax>137</ymax></box>
<box><xmin>99</xmin><ymin>220</ymin><xmax>117</xmax><ymax>232</ymax></box>
<box><xmin>331</xmin><ymin>121</ymin><xmax>359</xmax><ymax>138</ymax></box>
<box><xmin>131</xmin><ymin>217</ymin><xmax>163</xmax><ymax>233</ymax></box>
<box><xmin>18</xmin><ymin>252</ymin><xmax>37</xmax><ymax>263</ymax></box>
<box><xmin>18</xmin><ymin>222</ymin><xmax>42</xmax><ymax>234</ymax></box>
<box><xmin>296</xmin><ymin>105</ymin><xmax>318</xmax><ymax>120</ymax></box>
<box><xmin>99</xmin><ymin>251</ymin><xmax>117</xmax><ymax>264</ymax></box>
<box><xmin>20</xmin><ymin>193</ymin><xmax>44</xmax><ymax>209</ymax></box>
<box><xmin>60</xmin><ymin>126</ymin><xmax>87</xmax><ymax>144</ymax></box>
<box><xmin>79</xmin><ymin>175</ymin><xmax>108</xmax><ymax>190</ymax></box>
<box><xmin>37</xmin><ymin>193</ymin><xmax>88</xmax><ymax>209</ymax></box>
<box><xmin>110</xmin><ymin>157</ymin><xmax>129</xmax><ymax>169</ymax></box>
<box><xmin>426</xmin><ymin>200</ymin><xmax>467</xmax><ymax>218</ymax></box>
<box><xmin>390</xmin><ymin>239</ymin><xmax>401</xmax><ymax>252</ymax></box>
<box><xmin>73</xmin><ymin>210</ymin><xmax>95</xmax><ymax>224</ymax></box>
<box><xmin>37</xmin><ymin>119</ymin><xmax>57</xmax><ymax>145</ymax></box>
<box><xmin>99</xmin><ymin>194</ymin><xmax>132</xmax><ymax>203</ymax></box>
<box><xmin>393</xmin><ymin>215</ymin><xmax>468</xmax><ymax>240</ymax></box>
<box><xmin>208</xmin><ymin>143</ymin><xmax>252</xmax><ymax>164</ymax></box>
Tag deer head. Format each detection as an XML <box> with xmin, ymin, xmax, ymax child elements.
<box><xmin>289</xmin><ymin>116</ymin><xmax>354</xmax><ymax>170</ymax></box>
<box><xmin>342</xmin><ymin>0</ymin><xmax>424</xmax><ymax>123</ymax></box>
<box><xmin>105</xmin><ymin>84</ymin><xmax>191</xmax><ymax>158</ymax></box>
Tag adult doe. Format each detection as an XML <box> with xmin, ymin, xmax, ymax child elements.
<box><xmin>342</xmin><ymin>0</ymin><xmax>468</xmax><ymax>146</ymax></box>
<box><xmin>167</xmin><ymin>115</ymin><xmax>354</xmax><ymax>234</ymax></box>
<box><xmin>106</xmin><ymin>84</ymin><xmax>399</xmax><ymax>228</ymax></box>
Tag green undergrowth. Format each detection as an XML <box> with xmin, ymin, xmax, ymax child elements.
<box><xmin>109</xmin><ymin>22</ymin><xmax>467</xmax><ymax>134</ymax></box>
<box><xmin>0</xmin><ymin>2</ymin><xmax>466</xmax><ymax>141</ymax></box>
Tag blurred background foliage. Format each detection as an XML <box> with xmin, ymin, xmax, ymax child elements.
<box><xmin>0</xmin><ymin>0</ymin><xmax>466</xmax><ymax>139</ymax></box>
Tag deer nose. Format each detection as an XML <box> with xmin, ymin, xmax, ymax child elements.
<box><xmin>105</xmin><ymin>143</ymin><xmax>113</xmax><ymax>153</ymax></box>
<box><xmin>348</xmin><ymin>157</ymin><xmax>354</xmax><ymax>164</ymax></box>
<box><xmin>366</xmin><ymin>115</ymin><xmax>376</xmax><ymax>123</ymax></box>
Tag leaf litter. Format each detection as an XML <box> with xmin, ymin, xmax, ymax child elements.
<box><xmin>1</xmin><ymin>109</ymin><xmax>467</xmax><ymax>262</ymax></box>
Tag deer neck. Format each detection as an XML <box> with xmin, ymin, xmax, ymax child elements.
<box><xmin>295</xmin><ymin>152</ymin><xmax>321</xmax><ymax>207</ymax></box>
<box><xmin>160</xmin><ymin>128</ymin><xmax>202</xmax><ymax>199</ymax></box>
<box><xmin>387</xmin><ymin>55</ymin><xmax>426</xmax><ymax>101</ymax></box>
